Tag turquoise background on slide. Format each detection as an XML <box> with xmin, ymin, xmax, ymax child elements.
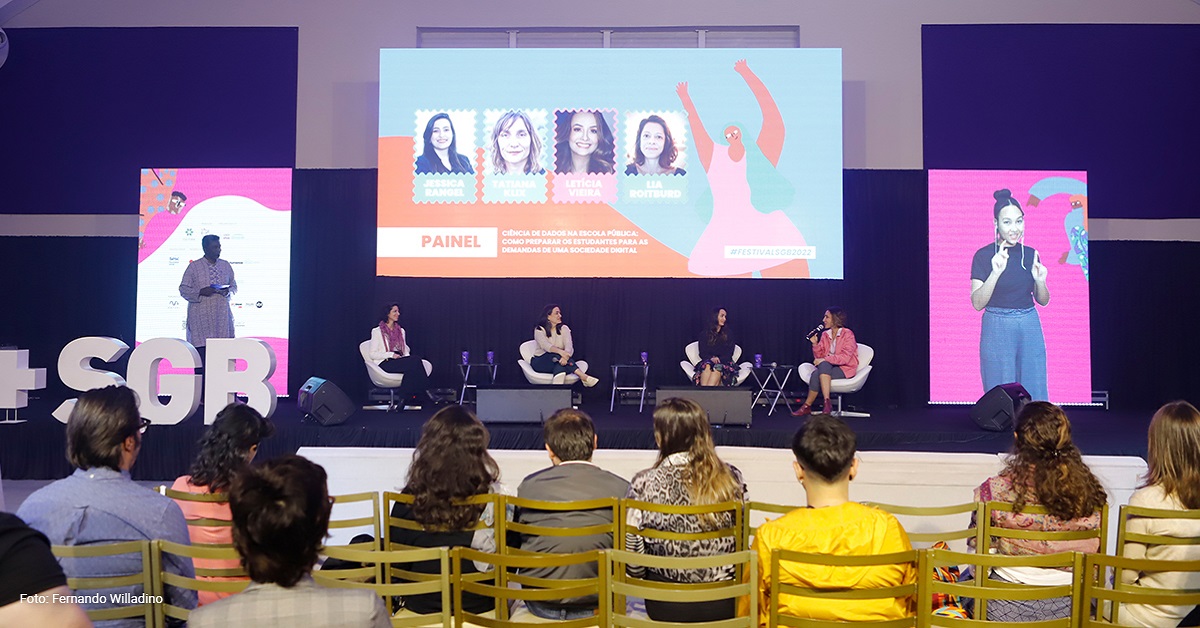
<box><xmin>380</xmin><ymin>48</ymin><xmax>843</xmax><ymax>278</ymax></box>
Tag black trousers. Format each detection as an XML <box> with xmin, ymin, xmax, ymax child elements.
<box><xmin>379</xmin><ymin>356</ymin><xmax>429</xmax><ymax>401</ymax></box>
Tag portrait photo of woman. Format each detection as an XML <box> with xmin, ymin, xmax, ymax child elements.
<box><xmin>489</xmin><ymin>110</ymin><xmax>544</xmax><ymax>175</ymax></box>
<box><xmin>553</xmin><ymin>109</ymin><xmax>616</xmax><ymax>175</ymax></box>
<box><xmin>414</xmin><ymin>112</ymin><xmax>474</xmax><ymax>175</ymax></box>
<box><xmin>625</xmin><ymin>114</ymin><xmax>686</xmax><ymax>176</ymax></box>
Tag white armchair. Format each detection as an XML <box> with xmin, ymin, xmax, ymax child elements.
<box><xmin>679</xmin><ymin>342</ymin><xmax>753</xmax><ymax>386</ymax></box>
<box><xmin>358</xmin><ymin>340</ymin><xmax>433</xmax><ymax>411</ymax></box>
<box><xmin>517</xmin><ymin>340</ymin><xmax>588</xmax><ymax>385</ymax></box>
<box><xmin>796</xmin><ymin>343</ymin><xmax>874</xmax><ymax>417</ymax></box>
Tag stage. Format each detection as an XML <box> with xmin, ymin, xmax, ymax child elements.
<box><xmin>0</xmin><ymin>397</ymin><xmax>1149</xmax><ymax>481</ymax></box>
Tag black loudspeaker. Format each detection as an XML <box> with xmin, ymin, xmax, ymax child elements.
<box><xmin>656</xmin><ymin>387</ymin><xmax>752</xmax><ymax>426</ymax></box>
<box><xmin>476</xmin><ymin>388</ymin><xmax>572</xmax><ymax>423</ymax></box>
<box><xmin>297</xmin><ymin>377</ymin><xmax>354</xmax><ymax>426</ymax></box>
<box><xmin>970</xmin><ymin>383</ymin><xmax>1031</xmax><ymax>432</ymax></box>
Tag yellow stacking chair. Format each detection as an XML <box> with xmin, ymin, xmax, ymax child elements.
<box><xmin>51</xmin><ymin>540</ymin><xmax>155</xmax><ymax>625</ymax></box>
<box><xmin>315</xmin><ymin>545</ymin><xmax>453</xmax><ymax>628</ymax></box>
<box><xmin>767</xmin><ymin>548</ymin><xmax>919</xmax><ymax>628</ymax></box>
<box><xmin>454</xmin><ymin>547</ymin><xmax>605</xmax><ymax>626</ymax></box>
<box><xmin>152</xmin><ymin>539</ymin><xmax>249</xmax><ymax>624</ymax></box>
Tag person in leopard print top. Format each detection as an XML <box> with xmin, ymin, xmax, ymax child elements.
<box><xmin>625</xmin><ymin>397</ymin><xmax>748</xmax><ymax>623</ymax></box>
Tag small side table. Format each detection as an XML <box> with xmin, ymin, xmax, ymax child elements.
<box><xmin>751</xmin><ymin>363</ymin><xmax>796</xmax><ymax>416</ymax></box>
<box><xmin>610</xmin><ymin>363</ymin><xmax>649</xmax><ymax>413</ymax></box>
<box><xmin>459</xmin><ymin>362</ymin><xmax>497</xmax><ymax>404</ymax></box>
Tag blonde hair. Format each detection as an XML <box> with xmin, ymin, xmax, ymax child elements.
<box><xmin>1144</xmin><ymin>401</ymin><xmax>1200</xmax><ymax>509</ymax></box>
<box><xmin>653</xmin><ymin>398</ymin><xmax>742</xmax><ymax>526</ymax></box>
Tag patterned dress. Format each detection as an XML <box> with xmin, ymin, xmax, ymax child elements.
<box><xmin>969</xmin><ymin>473</ymin><xmax>1102</xmax><ymax>621</ymax></box>
<box><xmin>179</xmin><ymin>257</ymin><xmax>237</xmax><ymax>347</ymax></box>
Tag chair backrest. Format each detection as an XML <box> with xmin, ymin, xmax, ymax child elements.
<box><xmin>51</xmin><ymin>540</ymin><xmax>156</xmax><ymax>624</ymax></box>
<box><xmin>384</xmin><ymin>491</ymin><xmax>498</xmax><ymax>551</ymax></box>
<box><xmin>358</xmin><ymin>339</ymin><xmax>372</xmax><ymax>363</ymax></box>
<box><xmin>519</xmin><ymin>339</ymin><xmax>538</xmax><ymax>362</ymax></box>
<box><xmin>164</xmin><ymin>487</ymin><xmax>232</xmax><ymax>531</ymax></box>
<box><xmin>862</xmin><ymin>501</ymin><xmax>984</xmax><ymax>550</ymax></box>
<box><xmin>454</xmin><ymin>547</ymin><xmax>606</xmax><ymax>625</ymax></box>
<box><xmin>768</xmin><ymin>548</ymin><xmax>918</xmax><ymax>627</ymax></box>
<box><xmin>604</xmin><ymin>548</ymin><xmax>758</xmax><ymax>628</ymax></box>
<box><xmin>732</xmin><ymin>344</ymin><xmax>743</xmax><ymax>363</ymax></box>
<box><xmin>620</xmin><ymin>499</ymin><xmax>746</xmax><ymax>551</ymax></box>
<box><xmin>1111</xmin><ymin>504</ymin><xmax>1200</xmax><ymax>624</ymax></box>
<box><xmin>329</xmin><ymin>491</ymin><xmax>381</xmax><ymax>549</ymax></box>
<box><xmin>152</xmin><ymin>539</ymin><xmax>249</xmax><ymax>624</ymax></box>
<box><xmin>1078</xmin><ymin>552</ymin><xmax>1200</xmax><ymax>628</ymax></box>
<box><xmin>1116</xmin><ymin>504</ymin><xmax>1200</xmax><ymax>550</ymax></box>
<box><xmin>922</xmin><ymin>547</ymin><xmax>1081</xmax><ymax>626</ymax></box>
<box><xmin>857</xmin><ymin>343</ymin><xmax>875</xmax><ymax>369</ymax></box>
<box><xmin>499</xmin><ymin>494</ymin><xmax>621</xmax><ymax>555</ymax></box>
<box><xmin>315</xmin><ymin>545</ymin><xmax>453</xmax><ymax>628</ymax></box>
<box><xmin>981</xmin><ymin>500</ymin><xmax>1108</xmax><ymax>555</ymax></box>
<box><xmin>746</xmin><ymin>501</ymin><xmax>802</xmax><ymax>542</ymax></box>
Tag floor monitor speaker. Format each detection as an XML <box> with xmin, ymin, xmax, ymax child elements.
<box><xmin>970</xmin><ymin>383</ymin><xmax>1030</xmax><ymax>432</ymax></box>
<box><xmin>297</xmin><ymin>377</ymin><xmax>354</xmax><ymax>427</ymax></box>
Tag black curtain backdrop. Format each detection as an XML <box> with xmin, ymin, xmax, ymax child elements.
<box><xmin>289</xmin><ymin>169</ymin><xmax>931</xmax><ymax>411</ymax></box>
<box><xmin>289</xmin><ymin>168</ymin><xmax>1200</xmax><ymax>415</ymax></box>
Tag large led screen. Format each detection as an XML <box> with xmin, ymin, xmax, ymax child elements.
<box><xmin>136</xmin><ymin>168</ymin><xmax>292</xmax><ymax>394</ymax></box>
<box><xmin>378</xmin><ymin>49</ymin><xmax>843</xmax><ymax>279</ymax></box>
<box><xmin>929</xmin><ymin>170</ymin><xmax>1091</xmax><ymax>404</ymax></box>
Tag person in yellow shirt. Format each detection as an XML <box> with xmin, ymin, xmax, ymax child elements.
<box><xmin>753</xmin><ymin>415</ymin><xmax>915</xmax><ymax>625</ymax></box>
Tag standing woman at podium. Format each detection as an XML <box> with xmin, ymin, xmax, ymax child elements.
<box><xmin>530</xmin><ymin>304</ymin><xmax>599</xmax><ymax>387</ymax></box>
<box><xmin>971</xmin><ymin>189</ymin><xmax>1050</xmax><ymax>401</ymax></box>
<box><xmin>694</xmin><ymin>307</ymin><xmax>736</xmax><ymax>387</ymax></box>
<box><xmin>368</xmin><ymin>303</ymin><xmax>429</xmax><ymax>407</ymax></box>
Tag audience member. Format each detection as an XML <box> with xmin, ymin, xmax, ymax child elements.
<box><xmin>625</xmin><ymin>397</ymin><xmax>747</xmax><ymax>623</ymax></box>
<box><xmin>968</xmin><ymin>401</ymin><xmax>1107</xmax><ymax>622</ymax></box>
<box><xmin>0</xmin><ymin>512</ymin><xmax>92</xmax><ymax>627</ymax></box>
<box><xmin>170</xmin><ymin>402</ymin><xmax>274</xmax><ymax>604</ymax></box>
<box><xmin>389</xmin><ymin>405</ymin><xmax>503</xmax><ymax>617</ymax></box>
<box><xmin>17</xmin><ymin>385</ymin><xmax>196</xmax><ymax>626</ymax></box>
<box><xmin>1118</xmin><ymin>401</ymin><xmax>1200</xmax><ymax>627</ymax></box>
<box><xmin>753</xmin><ymin>415</ymin><xmax>914</xmax><ymax>625</ymax></box>
<box><xmin>513</xmin><ymin>408</ymin><xmax>630</xmax><ymax>620</ymax></box>
<box><xmin>188</xmin><ymin>455</ymin><xmax>388</xmax><ymax>627</ymax></box>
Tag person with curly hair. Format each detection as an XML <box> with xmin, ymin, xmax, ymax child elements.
<box><xmin>1119</xmin><ymin>401</ymin><xmax>1200</xmax><ymax>626</ymax></box>
<box><xmin>188</xmin><ymin>455</ymin><xmax>389</xmax><ymax>627</ymax></box>
<box><xmin>624</xmin><ymin>398</ymin><xmax>748</xmax><ymax>623</ymax></box>
<box><xmin>389</xmin><ymin>405</ymin><xmax>503</xmax><ymax>617</ymax></box>
<box><xmin>554</xmin><ymin>110</ymin><xmax>615</xmax><ymax>175</ymax></box>
<box><xmin>170</xmin><ymin>403</ymin><xmax>275</xmax><ymax>604</ymax></box>
<box><xmin>968</xmin><ymin>401</ymin><xmax>1107</xmax><ymax>622</ymax></box>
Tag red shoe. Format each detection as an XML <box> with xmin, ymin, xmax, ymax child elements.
<box><xmin>791</xmin><ymin>404</ymin><xmax>812</xmax><ymax>417</ymax></box>
<box><xmin>822</xmin><ymin>398</ymin><xmax>833</xmax><ymax>414</ymax></box>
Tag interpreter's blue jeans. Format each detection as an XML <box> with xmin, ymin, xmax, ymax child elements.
<box><xmin>524</xmin><ymin>600</ymin><xmax>596</xmax><ymax>620</ymax></box>
<box><xmin>980</xmin><ymin>306</ymin><xmax>1048</xmax><ymax>401</ymax></box>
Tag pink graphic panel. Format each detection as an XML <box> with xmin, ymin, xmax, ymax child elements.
<box><xmin>929</xmin><ymin>170</ymin><xmax>1090</xmax><ymax>404</ymax></box>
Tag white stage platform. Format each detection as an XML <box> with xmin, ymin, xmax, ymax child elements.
<box><xmin>298</xmin><ymin>446</ymin><xmax>1146</xmax><ymax>553</ymax></box>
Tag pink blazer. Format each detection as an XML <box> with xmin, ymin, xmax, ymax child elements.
<box><xmin>813</xmin><ymin>328</ymin><xmax>858</xmax><ymax>378</ymax></box>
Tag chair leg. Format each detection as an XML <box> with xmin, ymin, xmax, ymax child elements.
<box><xmin>388</xmin><ymin>389</ymin><xmax>397</xmax><ymax>412</ymax></box>
<box><xmin>834</xmin><ymin>394</ymin><xmax>871</xmax><ymax>418</ymax></box>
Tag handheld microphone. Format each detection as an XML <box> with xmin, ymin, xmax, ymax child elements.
<box><xmin>805</xmin><ymin>324</ymin><xmax>825</xmax><ymax>340</ymax></box>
